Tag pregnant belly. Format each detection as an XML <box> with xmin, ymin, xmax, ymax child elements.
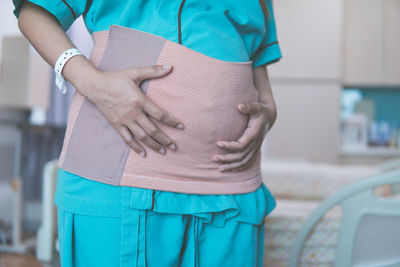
<box><xmin>122</xmin><ymin>38</ymin><xmax>260</xmax><ymax>182</ymax></box>
<box><xmin>60</xmin><ymin>25</ymin><xmax>262</xmax><ymax>193</ymax></box>
<box><xmin>143</xmin><ymin>39</ymin><xmax>258</xmax><ymax>169</ymax></box>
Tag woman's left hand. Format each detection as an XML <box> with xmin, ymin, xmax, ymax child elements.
<box><xmin>212</xmin><ymin>101</ymin><xmax>276</xmax><ymax>172</ymax></box>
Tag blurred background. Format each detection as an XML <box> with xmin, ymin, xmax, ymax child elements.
<box><xmin>0</xmin><ymin>0</ymin><xmax>399</xmax><ymax>266</ymax></box>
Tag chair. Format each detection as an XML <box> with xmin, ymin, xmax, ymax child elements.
<box><xmin>36</xmin><ymin>159</ymin><xmax>59</xmax><ymax>262</ymax></box>
<box><xmin>289</xmin><ymin>169</ymin><xmax>400</xmax><ymax>267</ymax></box>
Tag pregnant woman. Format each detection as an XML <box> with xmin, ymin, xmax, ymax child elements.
<box><xmin>13</xmin><ymin>0</ymin><xmax>281</xmax><ymax>266</ymax></box>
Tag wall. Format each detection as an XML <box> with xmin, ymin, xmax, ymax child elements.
<box><xmin>0</xmin><ymin>3</ymin><xmax>92</xmax><ymax>228</ymax></box>
<box><xmin>262</xmin><ymin>0</ymin><xmax>344</xmax><ymax>163</ymax></box>
<box><xmin>0</xmin><ymin>1</ymin><xmax>20</xmax><ymax>53</ymax></box>
<box><xmin>0</xmin><ymin>1</ymin><xmax>25</xmax><ymax>225</ymax></box>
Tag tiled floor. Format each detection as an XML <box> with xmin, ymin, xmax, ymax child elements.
<box><xmin>0</xmin><ymin>253</ymin><xmax>60</xmax><ymax>267</ymax></box>
<box><xmin>0</xmin><ymin>253</ymin><xmax>41</xmax><ymax>267</ymax></box>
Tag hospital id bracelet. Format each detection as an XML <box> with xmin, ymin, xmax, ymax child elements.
<box><xmin>54</xmin><ymin>48</ymin><xmax>84</xmax><ymax>94</ymax></box>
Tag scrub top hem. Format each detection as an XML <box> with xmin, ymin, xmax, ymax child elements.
<box><xmin>54</xmin><ymin>167</ymin><xmax>277</xmax><ymax>227</ymax></box>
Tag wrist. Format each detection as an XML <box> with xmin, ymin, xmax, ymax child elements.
<box><xmin>260</xmin><ymin>98</ymin><xmax>277</xmax><ymax>126</ymax></box>
<box><xmin>266</xmin><ymin>104</ymin><xmax>277</xmax><ymax>128</ymax></box>
<box><xmin>62</xmin><ymin>55</ymin><xmax>103</xmax><ymax>98</ymax></box>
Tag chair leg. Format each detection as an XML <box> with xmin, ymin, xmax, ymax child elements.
<box><xmin>36</xmin><ymin>160</ymin><xmax>58</xmax><ymax>262</ymax></box>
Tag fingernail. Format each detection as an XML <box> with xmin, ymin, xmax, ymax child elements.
<box><xmin>140</xmin><ymin>151</ymin><xmax>145</xmax><ymax>158</ymax></box>
<box><xmin>162</xmin><ymin>64</ymin><xmax>172</xmax><ymax>70</ymax></box>
<box><xmin>219</xmin><ymin>166</ymin><xmax>225</xmax><ymax>171</ymax></box>
<box><xmin>159</xmin><ymin>147</ymin><xmax>165</xmax><ymax>154</ymax></box>
<box><xmin>168</xmin><ymin>143</ymin><xmax>176</xmax><ymax>151</ymax></box>
<box><xmin>238</xmin><ymin>104</ymin><xmax>245</xmax><ymax>109</ymax></box>
<box><xmin>176</xmin><ymin>123</ymin><xmax>184</xmax><ymax>129</ymax></box>
<box><xmin>217</xmin><ymin>141</ymin><xmax>225</xmax><ymax>147</ymax></box>
<box><xmin>212</xmin><ymin>156</ymin><xmax>221</xmax><ymax>162</ymax></box>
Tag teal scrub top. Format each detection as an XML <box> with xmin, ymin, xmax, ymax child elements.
<box><xmin>12</xmin><ymin>0</ymin><xmax>281</xmax><ymax>221</ymax></box>
<box><xmin>13</xmin><ymin>0</ymin><xmax>281</xmax><ymax>68</ymax></box>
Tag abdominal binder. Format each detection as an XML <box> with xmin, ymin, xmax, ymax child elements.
<box><xmin>58</xmin><ymin>24</ymin><xmax>262</xmax><ymax>194</ymax></box>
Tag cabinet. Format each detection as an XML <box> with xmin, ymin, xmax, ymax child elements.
<box><xmin>268</xmin><ymin>0</ymin><xmax>343</xmax><ymax>81</ymax></box>
<box><xmin>265</xmin><ymin>0</ymin><xmax>343</xmax><ymax>163</ymax></box>
<box><xmin>343</xmin><ymin>0</ymin><xmax>400</xmax><ymax>86</ymax></box>
<box><xmin>383</xmin><ymin>0</ymin><xmax>400</xmax><ymax>85</ymax></box>
<box><xmin>0</xmin><ymin>36</ymin><xmax>52</xmax><ymax>109</ymax></box>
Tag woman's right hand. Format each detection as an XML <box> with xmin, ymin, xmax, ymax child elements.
<box><xmin>18</xmin><ymin>1</ymin><xmax>184</xmax><ymax>157</ymax></box>
<box><xmin>17</xmin><ymin>2</ymin><xmax>184</xmax><ymax>158</ymax></box>
<box><xmin>80</xmin><ymin>63</ymin><xmax>184</xmax><ymax>158</ymax></box>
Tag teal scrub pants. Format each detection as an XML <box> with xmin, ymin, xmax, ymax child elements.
<box><xmin>55</xmin><ymin>169</ymin><xmax>275</xmax><ymax>267</ymax></box>
<box><xmin>57</xmin><ymin>206</ymin><xmax>265</xmax><ymax>267</ymax></box>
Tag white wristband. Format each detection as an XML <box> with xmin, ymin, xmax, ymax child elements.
<box><xmin>54</xmin><ymin>48</ymin><xmax>84</xmax><ymax>94</ymax></box>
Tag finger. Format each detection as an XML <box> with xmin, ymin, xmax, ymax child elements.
<box><xmin>118</xmin><ymin>126</ymin><xmax>146</xmax><ymax>157</ymax></box>
<box><xmin>217</xmin><ymin>113</ymin><xmax>268</xmax><ymax>152</ymax></box>
<box><xmin>230</xmin><ymin>152</ymin><xmax>258</xmax><ymax>172</ymax></box>
<box><xmin>232</xmin><ymin>141</ymin><xmax>262</xmax><ymax>172</ymax></box>
<box><xmin>231</xmin><ymin>141</ymin><xmax>263</xmax><ymax>172</ymax></box>
<box><xmin>216</xmin><ymin>125</ymin><xmax>259</xmax><ymax>152</ymax></box>
<box><xmin>130</xmin><ymin>64</ymin><xmax>173</xmax><ymax>83</ymax></box>
<box><xmin>135</xmin><ymin>113</ymin><xmax>177</xmax><ymax>151</ymax></box>
<box><xmin>212</xmin><ymin>139</ymin><xmax>257</xmax><ymax>163</ymax></box>
<box><xmin>218</xmin><ymin>147</ymin><xmax>256</xmax><ymax>172</ymax></box>
<box><xmin>219</xmin><ymin>139</ymin><xmax>262</xmax><ymax>172</ymax></box>
<box><xmin>126</xmin><ymin>121</ymin><xmax>166</xmax><ymax>155</ymax></box>
<box><xmin>142</xmin><ymin>98</ymin><xmax>185</xmax><ymax>130</ymax></box>
<box><xmin>237</xmin><ymin>102</ymin><xmax>267</xmax><ymax>114</ymax></box>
